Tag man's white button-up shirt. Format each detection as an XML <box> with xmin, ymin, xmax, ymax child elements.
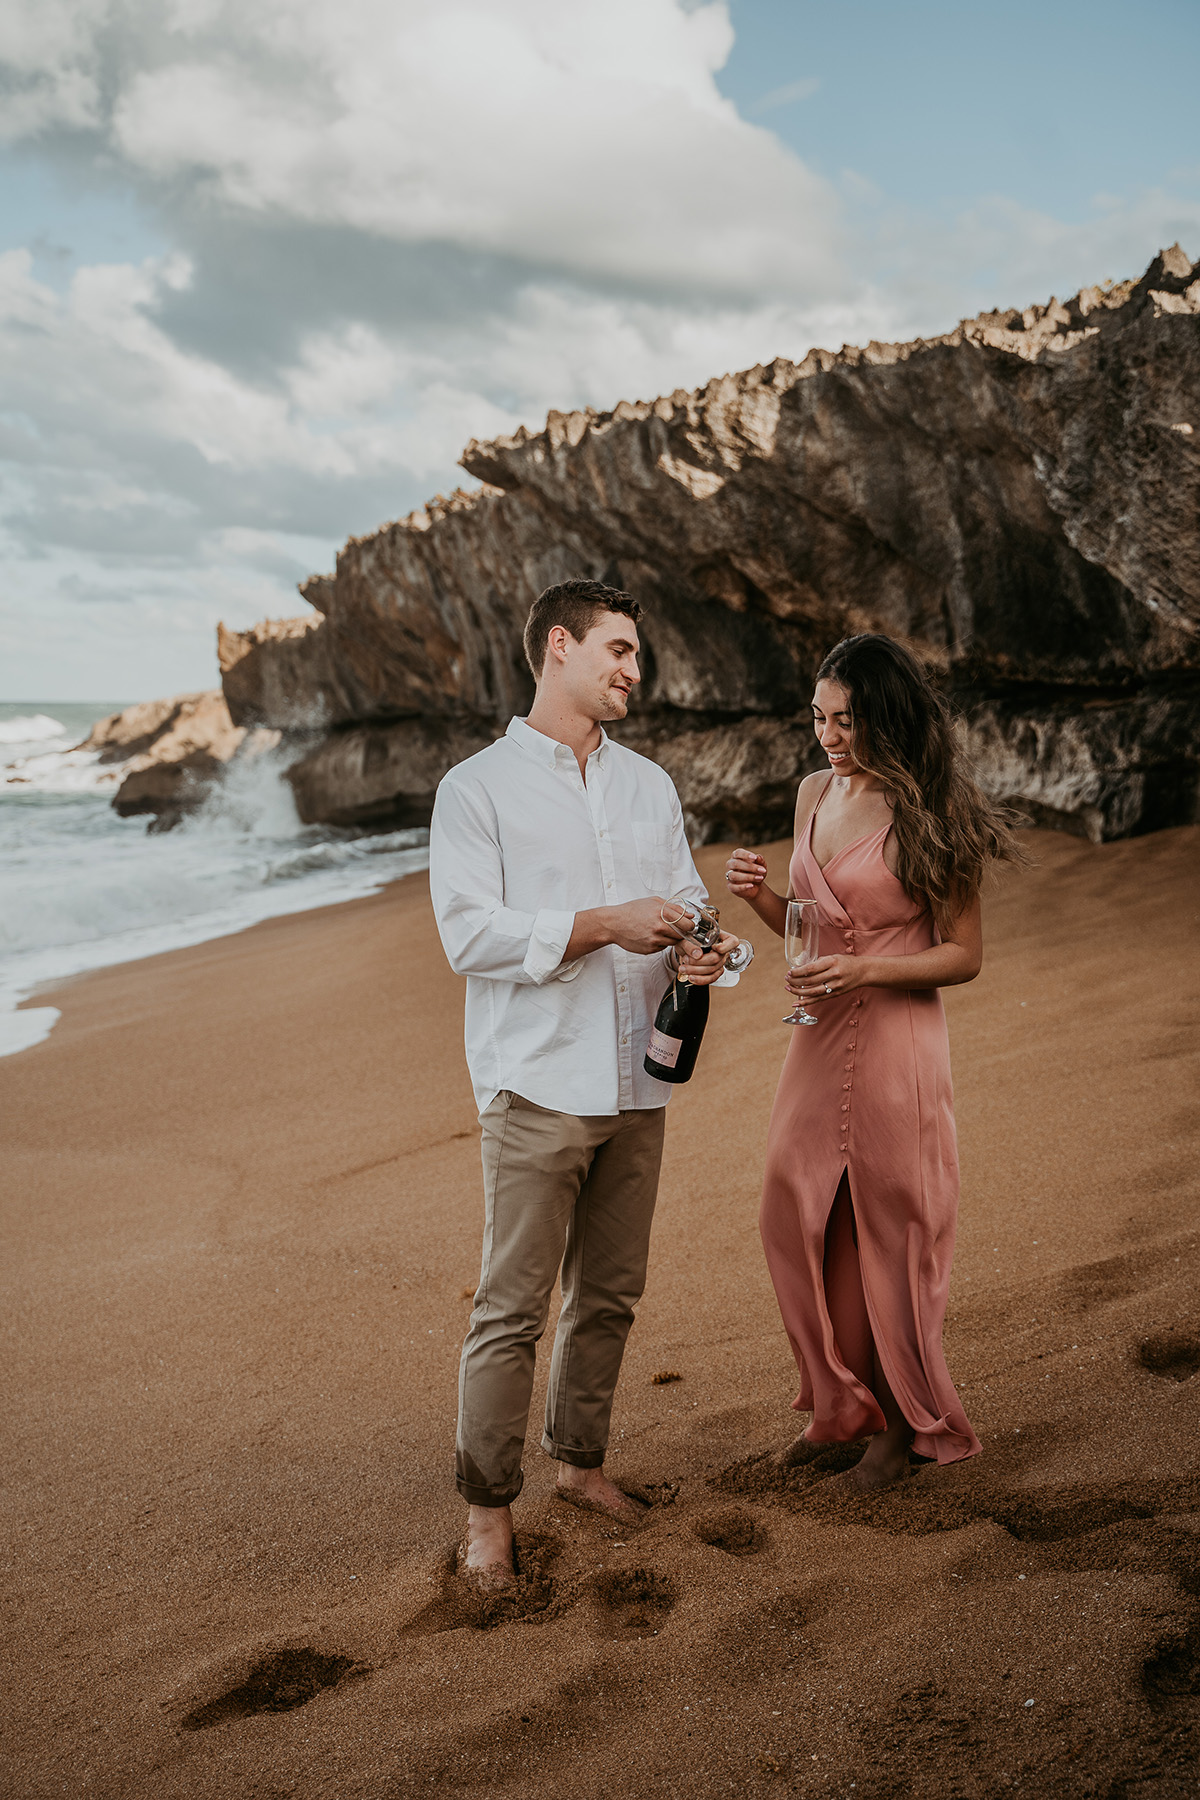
<box><xmin>429</xmin><ymin>716</ymin><xmax>709</xmax><ymax>1115</ymax></box>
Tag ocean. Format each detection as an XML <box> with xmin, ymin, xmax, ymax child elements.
<box><xmin>0</xmin><ymin>701</ymin><xmax>431</xmax><ymax>1058</ymax></box>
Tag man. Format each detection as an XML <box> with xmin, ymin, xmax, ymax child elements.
<box><xmin>429</xmin><ymin>578</ymin><xmax>735</xmax><ymax>1590</ymax></box>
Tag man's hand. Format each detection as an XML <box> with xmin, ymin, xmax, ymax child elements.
<box><xmin>564</xmin><ymin>902</ymin><xmax>740</xmax><ymax>970</ymax></box>
<box><xmin>565</xmin><ymin>897</ymin><xmax>689</xmax><ymax>962</ymax></box>
<box><xmin>678</xmin><ymin>929</ymin><xmax>739</xmax><ymax>987</ymax></box>
<box><xmin>605</xmin><ymin>897</ymin><xmax>693</xmax><ymax>954</ymax></box>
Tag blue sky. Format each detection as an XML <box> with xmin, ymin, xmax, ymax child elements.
<box><xmin>721</xmin><ymin>1</ymin><xmax>1198</xmax><ymax>221</ymax></box>
<box><xmin>1</xmin><ymin>0</ymin><xmax>1196</xmax><ymax>700</ymax></box>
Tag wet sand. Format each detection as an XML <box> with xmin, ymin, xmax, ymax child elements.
<box><xmin>2</xmin><ymin>827</ymin><xmax>1199</xmax><ymax>1798</ymax></box>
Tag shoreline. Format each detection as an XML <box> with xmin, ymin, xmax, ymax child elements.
<box><xmin>3</xmin><ymin>827</ymin><xmax>1199</xmax><ymax>1797</ymax></box>
<box><xmin>0</xmin><ymin>838</ymin><xmax>431</xmax><ymax>1060</ymax></box>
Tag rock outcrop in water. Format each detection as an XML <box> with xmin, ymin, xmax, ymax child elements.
<box><xmin>82</xmin><ymin>694</ymin><xmax>220</xmax><ymax>766</ymax></box>
<box><xmin>87</xmin><ymin>692</ymin><xmax>272</xmax><ymax>830</ymax></box>
<box><xmin>209</xmin><ymin>247</ymin><xmax>1200</xmax><ymax>842</ymax></box>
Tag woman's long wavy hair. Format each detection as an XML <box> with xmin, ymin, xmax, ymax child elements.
<box><xmin>815</xmin><ymin>634</ymin><xmax>1025</xmax><ymax>932</ymax></box>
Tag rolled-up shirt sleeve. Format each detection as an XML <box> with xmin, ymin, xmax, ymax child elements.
<box><xmin>430</xmin><ymin>775</ymin><xmax>582</xmax><ymax>986</ymax></box>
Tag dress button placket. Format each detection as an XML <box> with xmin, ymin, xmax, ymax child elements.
<box><xmin>840</xmin><ymin>942</ymin><xmax>856</xmax><ymax>1150</ymax></box>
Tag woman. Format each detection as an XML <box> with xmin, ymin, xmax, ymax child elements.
<box><xmin>726</xmin><ymin>634</ymin><xmax>1024</xmax><ymax>1490</ymax></box>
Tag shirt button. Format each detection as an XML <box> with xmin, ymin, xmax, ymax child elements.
<box><xmin>619</xmin><ymin>984</ymin><xmax>626</xmax><ymax>993</ymax></box>
<box><xmin>842</xmin><ymin>1083</ymin><xmax>851</xmax><ymax>1090</ymax></box>
<box><xmin>840</xmin><ymin>1104</ymin><xmax>849</xmax><ymax>1112</ymax></box>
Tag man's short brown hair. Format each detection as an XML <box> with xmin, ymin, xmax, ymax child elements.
<box><xmin>523</xmin><ymin>579</ymin><xmax>643</xmax><ymax>678</ymax></box>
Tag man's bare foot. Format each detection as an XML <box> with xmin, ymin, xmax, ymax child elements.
<box><xmin>555</xmin><ymin>1465</ymin><xmax>647</xmax><ymax>1527</ymax></box>
<box><xmin>458</xmin><ymin>1504</ymin><xmax>517</xmax><ymax>1592</ymax></box>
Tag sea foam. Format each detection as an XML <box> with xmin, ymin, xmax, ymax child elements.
<box><xmin>0</xmin><ymin>713</ymin><xmax>71</xmax><ymax>745</ymax></box>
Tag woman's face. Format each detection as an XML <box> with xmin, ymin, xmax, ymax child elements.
<box><xmin>811</xmin><ymin>678</ymin><xmax>860</xmax><ymax>773</ymax></box>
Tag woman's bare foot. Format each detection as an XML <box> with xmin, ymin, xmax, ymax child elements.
<box><xmin>848</xmin><ymin>1417</ymin><xmax>914</xmax><ymax>1491</ymax></box>
<box><xmin>458</xmin><ymin>1504</ymin><xmax>517</xmax><ymax>1592</ymax></box>
<box><xmin>773</xmin><ymin>1432</ymin><xmax>829</xmax><ymax>1470</ymax></box>
<box><xmin>843</xmin><ymin>1352</ymin><xmax>914</xmax><ymax>1490</ymax></box>
<box><xmin>555</xmin><ymin>1465</ymin><xmax>647</xmax><ymax>1527</ymax></box>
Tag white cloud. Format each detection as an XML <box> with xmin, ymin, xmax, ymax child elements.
<box><xmin>0</xmin><ymin>247</ymin><xmax>354</xmax><ymax>476</ymax></box>
<box><xmin>98</xmin><ymin>0</ymin><xmax>844</xmax><ymax>296</ymax></box>
<box><xmin>750</xmin><ymin>77</ymin><xmax>820</xmax><ymax>114</ymax></box>
<box><xmin>0</xmin><ymin>0</ymin><xmax>106</xmax><ymax>138</ymax></box>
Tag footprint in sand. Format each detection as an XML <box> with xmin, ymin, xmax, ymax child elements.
<box><xmin>1135</xmin><ymin>1330</ymin><xmax>1200</xmax><ymax>1382</ymax></box>
<box><xmin>1059</xmin><ymin>1244</ymin><xmax>1184</xmax><ymax>1312</ymax></box>
<box><xmin>1143</xmin><ymin>1622</ymin><xmax>1200</xmax><ymax>1706</ymax></box>
<box><xmin>989</xmin><ymin>1487</ymin><xmax>1160</xmax><ymax>1543</ymax></box>
<box><xmin>590</xmin><ymin>1567</ymin><xmax>677</xmax><ymax>1639</ymax></box>
<box><xmin>178</xmin><ymin>1648</ymin><xmax>366</xmax><ymax>1731</ymax></box>
<box><xmin>691</xmin><ymin>1505</ymin><xmax>767</xmax><ymax>1558</ymax></box>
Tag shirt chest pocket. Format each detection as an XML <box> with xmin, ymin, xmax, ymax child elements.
<box><xmin>631</xmin><ymin>819</ymin><xmax>672</xmax><ymax>894</ymax></box>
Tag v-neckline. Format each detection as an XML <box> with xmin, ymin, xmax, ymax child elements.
<box><xmin>807</xmin><ymin>776</ymin><xmax>891</xmax><ymax>873</ymax></box>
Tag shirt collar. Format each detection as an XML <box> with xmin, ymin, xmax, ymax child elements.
<box><xmin>506</xmin><ymin>716</ymin><xmax>611</xmax><ymax>769</ymax></box>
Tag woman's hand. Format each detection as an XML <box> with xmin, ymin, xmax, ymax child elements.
<box><xmin>724</xmin><ymin>848</ymin><xmax>767</xmax><ymax>901</ymax></box>
<box><xmin>785</xmin><ymin>954</ymin><xmax>868</xmax><ymax>1004</ymax></box>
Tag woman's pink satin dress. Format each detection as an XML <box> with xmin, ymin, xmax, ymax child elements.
<box><xmin>759</xmin><ymin>781</ymin><xmax>981</xmax><ymax>1463</ymax></box>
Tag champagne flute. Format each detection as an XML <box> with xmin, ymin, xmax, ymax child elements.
<box><xmin>783</xmin><ymin>898</ymin><xmax>821</xmax><ymax>1025</ymax></box>
<box><xmin>661</xmin><ymin>897</ymin><xmax>754</xmax><ymax>980</ymax></box>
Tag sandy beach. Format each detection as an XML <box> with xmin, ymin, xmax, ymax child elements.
<box><xmin>3</xmin><ymin>826</ymin><xmax>1199</xmax><ymax>1799</ymax></box>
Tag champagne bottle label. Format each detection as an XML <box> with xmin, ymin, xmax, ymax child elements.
<box><xmin>646</xmin><ymin>1027</ymin><xmax>682</xmax><ymax>1069</ymax></box>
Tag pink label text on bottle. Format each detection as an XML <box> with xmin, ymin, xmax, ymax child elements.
<box><xmin>647</xmin><ymin>1027</ymin><xmax>682</xmax><ymax>1069</ymax></box>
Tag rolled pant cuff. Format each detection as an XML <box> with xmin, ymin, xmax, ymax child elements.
<box><xmin>541</xmin><ymin>1434</ymin><xmax>605</xmax><ymax>1469</ymax></box>
<box><xmin>455</xmin><ymin>1470</ymin><xmax>524</xmax><ymax>1508</ymax></box>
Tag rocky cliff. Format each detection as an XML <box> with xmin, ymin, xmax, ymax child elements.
<box><xmin>214</xmin><ymin>246</ymin><xmax>1200</xmax><ymax>843</ymax></box>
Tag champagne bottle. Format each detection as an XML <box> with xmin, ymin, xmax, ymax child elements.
<box><xmin>644</xmin><ymin>974</ymin><xmax>709</xmax><ymax>1084</ymax></box>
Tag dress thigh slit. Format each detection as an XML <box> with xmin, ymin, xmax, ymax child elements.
<box><xmin>821</xmin><ymin>1173</ymin><xmax>875</xmax><ymax>1393</ymax></box>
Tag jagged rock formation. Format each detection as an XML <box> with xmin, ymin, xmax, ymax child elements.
<box><xmin>85</xmin><ymin>692</ymin><xmax>265</xmax><ymax>829</ymax></box>
<box><xmin>215</xmin><ymin>246</ymin><xmax>1199</xmax><ymax>842</ymax></box>
<box><xmin>218</xmin><ymin>616</ymin><xmax>335</xmax><ymax>733</ymax></box>
<box><xmin>81</xmin><ymin>693</ymin><xmax>219</xmax><ymax>764</ymax></box>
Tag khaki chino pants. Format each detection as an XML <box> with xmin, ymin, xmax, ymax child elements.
<box><xmin>455</xmin><ymin>1092</ymin><xmax>666</xmax><ymax>1507</ymax></box>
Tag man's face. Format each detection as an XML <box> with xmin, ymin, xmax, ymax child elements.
<box><xmin>560</xmin><ymin>611</ymin><xmax>641</xmax><ymax>721</ymax></box>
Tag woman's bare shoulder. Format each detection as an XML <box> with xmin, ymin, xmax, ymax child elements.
<box><xmin>793</xmin><ymin>770</ymin><xmax>830</xmax><ymax>835</ymax></box>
